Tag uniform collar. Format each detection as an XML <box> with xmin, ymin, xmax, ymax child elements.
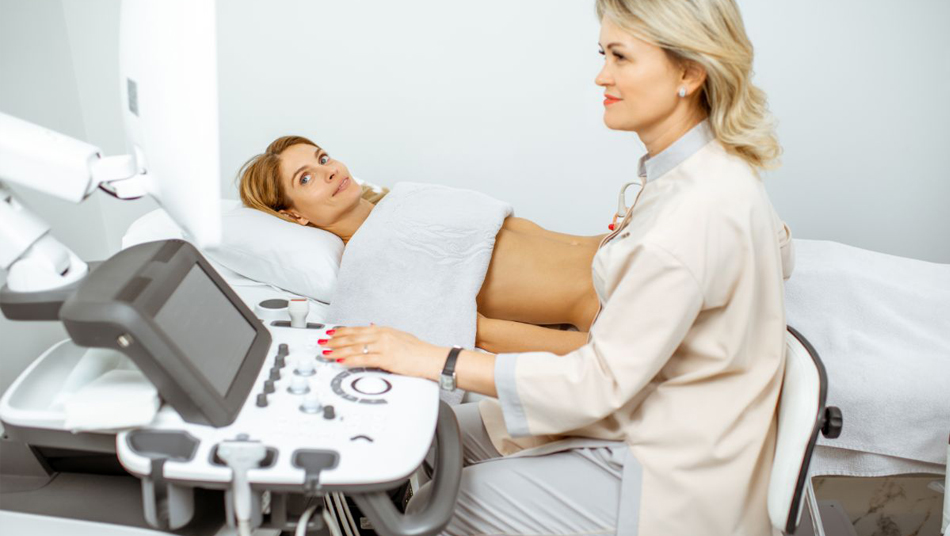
<box><xmin>637</xmin><ymin>120</ymin><xmax>715</xmax><ymax>183</ymax></box>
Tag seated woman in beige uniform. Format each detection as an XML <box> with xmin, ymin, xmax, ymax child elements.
<box><xmin>238</xmin><ymin>136</ymin><xmax>610</xmax><ymax>355</ymax></box>
<box><xmin>323</xmin><ymin>0</ymin><xmax>795</xmax><ymax>534</ymax></box>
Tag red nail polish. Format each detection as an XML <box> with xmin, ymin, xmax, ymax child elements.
<box><xmin>326</xmin><ymin>329</ymin><xmax>336</xmax><ymax>335</ymax></box>
<box><xmin>318</xmin><ymin>339</ymin><xmax>328</xmax><ymax>345</ymax></box>
<box><xmin>323</xmin><ymin>350</ymin><xmax>333</xmax><ymax>355</ymax></box>
<box><xmin>336</xmin><ymin>358</ymin><xmax>345</xmax><ymax>363</ymax></box>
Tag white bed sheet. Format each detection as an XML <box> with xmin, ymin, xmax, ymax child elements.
<box><xmin>811</xmin><ymin>445</ymin><xmax>945</xmax><ymax>478</ymax></box>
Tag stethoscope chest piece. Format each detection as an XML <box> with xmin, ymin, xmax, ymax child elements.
<box><xmin>608</xmin><ymin>181</ymin><xmax>643</xmax><ymax>231</ymax></box>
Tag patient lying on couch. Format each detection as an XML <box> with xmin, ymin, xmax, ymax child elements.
<box><xmin>239</xmin><ymin>135</ymin><xmax>605</xmax><ymax>355</ymax></box>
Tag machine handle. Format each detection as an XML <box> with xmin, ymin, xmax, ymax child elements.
<box><xmin>352</xmin><ymin>400</ymin><xmax>463</xmax><ymax>536</ymax></box>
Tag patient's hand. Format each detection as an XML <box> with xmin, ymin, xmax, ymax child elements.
<box><xmin>324</xmin><ymin>325</ymin><xmax>447</xmax><ymax>382</ymax></box>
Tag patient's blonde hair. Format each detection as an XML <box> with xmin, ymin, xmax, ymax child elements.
<box><xmin>238</xmin><ymin>135</ymin><xmax>388</xmax><ymax>225</ymax></box>
<box><xmin>596</xmin><ymin>0</ymin><xmax>781</xmax><ymax>170</ymax></box>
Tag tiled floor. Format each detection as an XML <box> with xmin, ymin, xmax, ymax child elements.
<box><xmin>812</xmin><ymin>475</ymin><xmax>945</xmax><ymax>536</ymax></box>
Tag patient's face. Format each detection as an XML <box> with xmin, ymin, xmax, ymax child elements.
<box><xmin>278</xmin><ymin>143</ymin><xmax>359</xmax><ymax>228</ymax></box>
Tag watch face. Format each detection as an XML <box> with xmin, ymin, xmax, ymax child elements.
<box><xmin>440</xmin><ymin>374</ymin><xmax>456</xmax><ymax>391</ymax></box>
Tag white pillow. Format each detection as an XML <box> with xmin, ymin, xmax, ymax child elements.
<box><xmin>122</xmin><ymin>199</ymin><xmax>344</xmax><ymax>303</ymax></box>
<box><xmin>210</xmin><ymin>205</ymin><xmax>343</xmax><ymax>302</ymax></box>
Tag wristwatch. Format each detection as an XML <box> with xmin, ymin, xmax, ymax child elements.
<box><xmin>440</xmin><ymin>346</ymin><xmax>463</xmax><ymax>392</ymax></box>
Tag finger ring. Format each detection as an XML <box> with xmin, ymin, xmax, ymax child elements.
<box><xmin>362</xmin><ymin>344</ymin><xmax>369</xmax><ymax>355</ymax></box>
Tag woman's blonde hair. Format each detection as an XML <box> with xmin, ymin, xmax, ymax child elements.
<box><xmin>237</xmin><ymin>135</ymin><xmax>388</xmax><ymax>225</ymax></box>
<box><xmin>596</xmin><ymin>0</ymin><xmax>781</xmax><ymax>170</ymax></box>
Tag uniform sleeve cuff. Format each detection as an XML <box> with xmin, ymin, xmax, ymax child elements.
<box><xmin>494</xmin><ymin>352</ymin><xmax>531</xmax><ymax>437</ymax></box>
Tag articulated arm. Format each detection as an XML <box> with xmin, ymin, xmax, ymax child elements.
<box><xmin>0</xmin><ymin>111</ymin><xmax>142</xmax><ymax>294</ymax></box>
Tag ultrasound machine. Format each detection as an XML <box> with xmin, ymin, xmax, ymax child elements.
<box><xmin>0</xmin><ymin>2</ymin><xmax>461</xmax><ymax>535</ymax></box>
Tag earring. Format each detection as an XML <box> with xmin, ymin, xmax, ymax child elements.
<box><xmin>677</xmin><ymin>87</ymin><xmax>687</xmax><ymax>98</ymax></box>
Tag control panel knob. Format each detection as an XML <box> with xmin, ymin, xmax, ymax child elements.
<box><xmin>263</xmin><ymin>380</ymin><xmax>276</xmax><ymax>394</ymax></box>
<box><xmin>269</xmin><ymin>368</ymin><xmax>281</xmax><ymax>381</ymax></box>
<box><xmin>294</xmin><ymin>357</ymin><xmax>316</xmax><ymax>377</ymax></box>
<box><xmin>300</xmin><ymin>393</ymin><xmax>321</xmax><ymax>414</ymax></box>
<box><xmin>289</xmin><ymin>376</ymin><xmax>310</xmax><ymax>395</ymax></box>
<box><xmin>256</xmin><ymin>393</ymin><xmax>268</xmax><ymax>407</ymax></box>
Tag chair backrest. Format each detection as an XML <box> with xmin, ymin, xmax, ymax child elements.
<box><xmin>768</xmin><ymin>327</ymin><xmax>830</xmax><ymax>534</ymax></box>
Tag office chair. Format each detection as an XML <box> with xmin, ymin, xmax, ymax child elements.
<box><xmin>768</xmin><ymin>326</ymin><xmax>844</xmax><ymax>535</ymax></box>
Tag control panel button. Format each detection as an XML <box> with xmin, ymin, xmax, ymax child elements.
<box><xmin>263</xmin><ymin>380</ymin><xmax>276</xmax><ymax>394</ymax></box>
<box><xmin>352</xmin><ymin>376</ymin><xmax>392</xmax><ymax>396</ymax></box>
<box><xmin>289</xmin><ymin>376</ymin><xmax>310</xmax><ymax>395</ymax></box>
<box><xmin>330</xmin><ymin>370</ymin><xmax>389</xmax><ymax>404</ymax></box>
<box><xmin>256</xmin><ymin>393</ymin><xmax>268</xmax><ymax>407</ymax></box>
<box><xmin>294</xmin><ymin>357</ymin><xmax>316</xmax><ymax>377</ymax></box>
<box><xmin>269</xmin><ymin>368</ymin><xmax>281</xmax><ymax>381</ymax></box>
<box><xmin>300</xmin><ymin>393</ymin><xmax>321</xmax><ymax>414</ymax></box>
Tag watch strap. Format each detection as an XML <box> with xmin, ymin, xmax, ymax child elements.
<box><xmin>440</xmin><ymin>346</ymin><xmax>463</xmax><ymax>391</ymax></box>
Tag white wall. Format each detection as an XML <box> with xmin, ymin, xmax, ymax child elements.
<box><xmin>745</xmin><ymin>0</ymin><xmax>950</xmax><ymax>263</ymax></box>
<box><xmin>217</xmin><ymin>0</ymin><xmax>950</xmax><ymax>263</ymax></box>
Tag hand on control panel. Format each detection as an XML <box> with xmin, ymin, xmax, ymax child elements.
<box><xmin>323</xmin><ymin>325</ymin><xmax>444</xmax><ymax>382</ymax></box>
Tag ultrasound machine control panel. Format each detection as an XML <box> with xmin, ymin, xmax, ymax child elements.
<box><xmin>17</xmin><ymin>239</ymin><xmax>462</xmax><ymax>535</ymax></box>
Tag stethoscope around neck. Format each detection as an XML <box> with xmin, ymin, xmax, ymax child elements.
<box><xmin>608</xmin><ymin>180</ymin><xmax>643</xmax><ymax>231</ymax></box>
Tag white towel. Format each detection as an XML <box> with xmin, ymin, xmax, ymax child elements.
<box><xmin>328</xmin><ymin>182</ymin><xmax>513</xmax><ymax>405</ymax></box>
<box><xmin>785</xmin><ymin>239</ymin><xmax>950</xmax><ymax>466</ymax></box>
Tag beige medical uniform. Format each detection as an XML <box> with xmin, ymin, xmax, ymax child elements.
<box><xmin>477</xmin><ymin>121</ymin><xmax>793</xmax><ymax>535</ymax></box>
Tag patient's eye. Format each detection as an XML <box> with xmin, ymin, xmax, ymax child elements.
<box><xmin>300</xmin><ymin>173</ymin><xmax>311</xmax><ymax>185</ymax></box>
<box><xmin>612</xmin><ymin>51</ymin><xmax>626</xmax><ymax>61</ymax></box>
<box><xmin>319</xmin><ymin>154</ymin><xmax>330</xmax><ymax>165</ymax></box>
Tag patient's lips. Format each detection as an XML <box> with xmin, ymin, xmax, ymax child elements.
<box><xmin>604</xmin><ymin>93</ymin><xmax>622</xmax><ymax>106</ymax></box>
<box><xmin>332</xmin><ymin>176</ymin><xmax>350</xmax><ymax>197</ymax></box>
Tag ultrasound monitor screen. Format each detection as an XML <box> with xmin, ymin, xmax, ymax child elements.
<box><xmin>154</xmin><ymin>264</ymin><xmax>256</xmax><ymax>396</ymax></box>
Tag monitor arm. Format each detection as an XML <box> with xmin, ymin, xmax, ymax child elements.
<box><xmin>0</xmin><ymin>111</ymin><xmax>145</xmax><ymax>296</ymax></box>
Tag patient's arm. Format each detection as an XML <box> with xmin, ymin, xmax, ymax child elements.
<box><xmin>476</xmin><ymin>313</ymin><xmax>588</xmax><ymax>355</ymax></box>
